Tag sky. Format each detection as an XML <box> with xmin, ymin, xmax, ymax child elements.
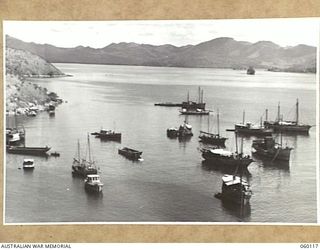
<box><xmin>4</xmin><ymin>19</ymin><xmax>319</xmax><ymax>48</ymax></box>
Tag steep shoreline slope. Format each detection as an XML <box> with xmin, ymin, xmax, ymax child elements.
<box><xmin>5</xmin><ymin>47</ymin><xmax>64</xmax><ymax>113</ymax></box>
<box><xmin>6</xmin><ymin>35</ymin><xmax>316</xmax><ymax>73</ymax></box>
<box><xmin>6</xmin><ymin>47</ymin><xmax>65</xmax><ymax>77</ymax></box>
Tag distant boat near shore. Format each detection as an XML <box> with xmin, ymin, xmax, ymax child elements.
<box><xmin>247</xmin><ymin>67</ymin><xmax>255</xmax><ymax>75</ymax></box>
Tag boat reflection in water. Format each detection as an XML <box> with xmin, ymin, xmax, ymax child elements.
<box><xmin>253</xmin><ymin>156</ymin><xmax>290</xmax><ymax>172</ymax></box>
<box><xmin>201</xmin><ymin>160</ymin><xmax>251</xmax><ymax>176</ymax></box>
<box><xmin>220</xmin><ymin>199</ymin><xmax>251</xmax><ymax>221</ymax></box>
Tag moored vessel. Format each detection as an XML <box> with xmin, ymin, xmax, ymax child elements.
<box><xmin>23</xmin><ymin>159</ymin><xmax>35</xmax><ymax>169</ymax></box>
<box><xmin>252</xmin><ymin>136</ymin><xmax>293</xmax><ymax>161</ymax></box>
<box><xmin>199</xmin><ymin>110</ymin><xmax>227</xmax><ymax>146</ymax></box>
<box><xmin>264</xmin><ymin>99</ymin><xmax>311</xmax><ymax>133</ymax></box>
<box><xmin>7</xmin><ymin>146</ymin><xmax>51</xmax><ymax>155</ymax></box>
<box><xmin>201</xmin><ymin>148</ymin><xmax>252</xmax><ymax>171</ymax></box>
<box><xmin>84</xmin><ymin>174</ymin><xmax>103</xmax><ymax>193</ymax></box>
<box><xmin>215</xmin><ymin>174</ymin><xmax>252</xmax><ymax>205</ymax></box>
<box><xmin>91</xmin><ymin>129</ymin><xmax>121</xmax><ymax>141</ymax></box>
<box><xmin>234</xmin><ymin>111</ymin><xmax>272</xmax><ymax>136</ymax></box>
<box><xmin>118</xmin><ymin>147</ymin><xmax>143</xmax><ymax>161</ymax></box>
<box><xmin>72</xmin><ymin>136</ymin><xmax>98</xmax><ymax>177</ymax></box>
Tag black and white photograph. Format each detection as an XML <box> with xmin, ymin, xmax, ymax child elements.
<box><xmin>3</xmin><ymin>19</ymin><xmax>319</xmax><ymax>224</ymax></box>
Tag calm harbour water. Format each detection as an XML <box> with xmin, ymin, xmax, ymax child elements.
<box><xmin>5</xmin><ymin>64</ymin><xmax>317</xmax><ymax>223</ymax></box>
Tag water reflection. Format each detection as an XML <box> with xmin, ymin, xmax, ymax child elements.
<box><xmin>201</xmin><ymin>160</ymin><xmax>252</xmax><ymax>176</ymax></box>
<box><xmin>22</xmin><ymin>168</ymin><xmax>34</xmax><ymax>175</ymax></box>
<box><xmin>253</xmin><ymin>157</ymin><xmax>290</xmax><ymax>172</ymax></box>
<box><xmin>220</xmin><ymin>200</ymin><xmax>251</xmax><ymax>221</ymax></box>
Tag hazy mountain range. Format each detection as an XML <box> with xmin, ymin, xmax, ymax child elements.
<box><xmin>6</xmin><ymin>35</ymin><xmax>316</xmax><ymax>73</ymax></box>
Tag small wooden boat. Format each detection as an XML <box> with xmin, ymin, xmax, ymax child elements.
<box><xmin>84</xmin><ymin>174</ymin><xmax>103</xmax><ymax>193</ymax></box>
<box><xmin>50</xmin><ymin>152</ymin><xmax>60</xmax><ymax>157</ymax></box>
<box><xmin>167</xmin><ymin>127</ymin><xmax>179</xmax><ymax>138</ymax></box>
<box><xmin>48</xmin><ymin>104</ymin><xmax>55</xmax><ymax>115</ymax></box>
<box><xmin>118</xmin><ymin>147</ymin><xmax>142</xmax><ymax>160</ymax></box>
<box><xmin>23</xmin><ymin>159</ymin><xmax>35</xmax><ymax>169</ymax></box>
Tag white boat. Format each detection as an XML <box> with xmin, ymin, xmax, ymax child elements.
<box><xmin>84</xmin><ymin>174</ymin><xmax>104</xmax><ymax>193</ymax></box>
<box><xmin>23</xmin><ymin>159</ymin><xmax>35</xmax><ymax>169</ymax></box>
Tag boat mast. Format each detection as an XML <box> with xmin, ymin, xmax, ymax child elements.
<box><xmin>296</xmin><ymin>98</ymin><xmax>299</xmax><ymax>124</ymax></box>
<box><xmin>77</xmin><ymin>139</ymin><xmax>80</xmax><ymax>161</ymax></box>
<box><xmin>207</xmin><ymin>113</ymin><xmax>210</xmax><ymax>133</ymax></box>
<box><xmin>217</xmin><ymin>109</ymin><xmax>220</xmax><ymax>136</ymax></box>
<box><xmin>277</xmin><ymin>102</ymin><xmax>281</xmax><ymax>122</ymax></box>
<box><xmin>187</xmin><ymin>91</ymin><xmax>190</xmax><ymax>103</ymax></box>
<box><xmin>87</xmin><ymin>134</ymin><xmax>92</xmax><ymax>163</ymax></box>
<box><xmin>201</xmin><ymin>89</ymin><xmax>204</xmax><ymax>103</ymax></box>
<box><xmin>242</xmin><ymin>110</ymin><xmax>245</xmax><ymax>124</ymax></box>
<box><xmin>198</xmin><ymin>86</ymin><xmax>201</xmax><ymax>103</ymax></box>
<box><xmin>235</xmin><ymin>132</ymin><xmax>238</xmax><ymax>155</ymax></box>
<box><xmin>265</xmin><ymin>109</ymin><xmax>268</xmax><ymax>121</ymax></box>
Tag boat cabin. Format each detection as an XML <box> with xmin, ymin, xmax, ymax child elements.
<box><xmin>86</xmin><ymin>174</ymin><xmax>102</xmax><ymax>184</ymax></box>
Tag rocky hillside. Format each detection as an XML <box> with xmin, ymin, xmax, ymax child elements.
<box><xmin>5</xmin><ymin>47</ymin><xmax>64</xmax><ymax>113</ymax></box>
<box><xmin>6</xmin><ymin>35</ymin><xmax>316</xmax><ymax>73</ymax></box>
<box><xmin>6</xmin><ymin>47</ymin><xmax>65</xmax><ymax>77</ymax></box>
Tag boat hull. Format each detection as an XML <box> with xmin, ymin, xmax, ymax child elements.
<box><xmin>96</xmin><ymin>133</ymin><xmax>121</xmax><ymax>141</ymax></box>
<box><xmin>235</xmin><ymin>126</ymin><xmax>272</xmax><ymax>136</ymax></box>
<box><xmin>199</xmin><ymin>135</ymin><xmax>227</xmax><ymax>146</ymax></box>
<box><xmin>154</xmin><ymin>103</ymin><xmax>182</xmax><ymax>107</ymax></box>
<box><xmin>85</xmin><ymin>183</ymin><xmax>103</xmax><ymax>193</ymax></box>
<box><xmin>264</xmin><ymin>122</ymin><xmax>311</xmax><ymax>133</ymax></box>
<box><xmin>7</xmin><ymin>146</ymin><xmax>50</xmax><ymax>156</ymax></box>
<box><xmin>215</xmin><ymin>191</ymin><xmax>251</xmax><ymax>205</ymax></box>
<box><xmin>252</xmin><ymin>144</ymin><xmax>292</xmax><ymax>161</ymax></box>
<box><xmin>118</xmin><ymin>148</ymin><xmax>142</xmax><ymax>160</ymax></box>
<box><xmin>202</xmin><ymin>151</ymin><xmax>252</xmax><ymax>170</ymax></box>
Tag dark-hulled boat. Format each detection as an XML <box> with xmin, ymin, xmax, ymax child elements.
<box><xmin>235</xmin><ymin>123</ymin><xmax>272</xmax><ymax>136</ymax></box>
<box><xmin>48</xmin><ymin>104</ymin><xmax>55</xmax><ymax>116</ymax></box>
<box><xmin>252</xmin><ymin>136</ymin><xmax>293</xmax><ymax>161</ymax></box>
<box><xmin>234</xmin><ymin>111</ymin><xmax>272</xmax><ymax>136</ymax></box>
<box><xmin>84</xmin><ymin>174</ymin><xmax>103</xmax><ymax>193</ymax></box>
<box><xmin>247</xmin><ymin>66</ymin><xmax>255</xmax><ymax>75</ymax></box>
<box><xmin>92</xmin><ymin>129</ymin><xmax>121</xmax><ymax>141</ymax></box>
<box><xmin>199</xmin><ymin>110</ymin><xmax>227</xmax><ymax>146</ymax></box>
<box><xmin>199</xmin><ymin>131</ymin><xmax>227</xmax><ymax>145</ymax></box>
<box><xmin>201</xmin><ymin>148</ymin><xmax>253</xmax><ymax>171</ymax></box>
<box><xmin>72</xmin><ymin>136</ymin><xmax>97</xmax><ymax>177</ymax></box>
<box><xmin>7</xmin><ymin>145</ymin><xmax>50</xmax><ymax>155</ymax></box>
<box><xmin>118</xmin><ymin>147</ymin><xmax>142</xmax><ymax>160</ymax></box>
<box><xmin>215</xmin><ymin>174</ymin><xmax>252</xmax><ymax>205</ymax></box>
<box><xmin>264</xmin><ymin>99</ymin><xmax>311</xmax><ymax>133</ymax></box>
<box><xmin>167</xmin><ymin>127</ymin><xmax>179</xmax><ymax>138</ymax></box>
<box><xmin>154</xmin><ymin>102</ymin><xmax>182</xmax><ymax>107</ymax></box>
